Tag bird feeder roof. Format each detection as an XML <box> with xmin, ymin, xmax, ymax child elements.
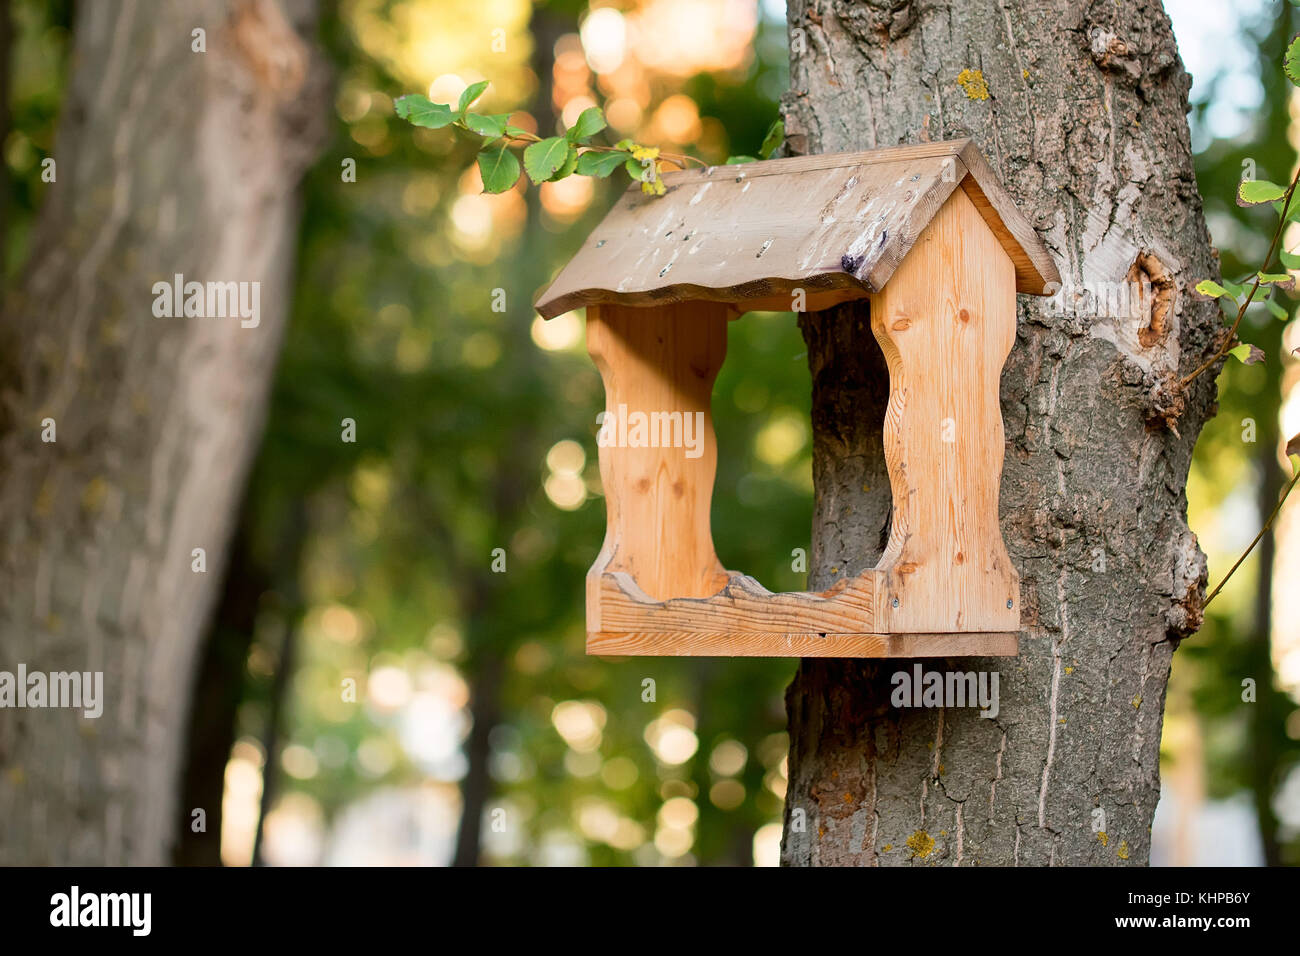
<box><xmin>535</xmin><ymin>138</ymin><xmax>1060</xmax><ymax>319</ymax></box>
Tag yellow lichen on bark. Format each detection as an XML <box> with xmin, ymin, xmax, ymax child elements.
<box><xmin>906</xmin><ymin>830</ymin><xmax>935</xmax><ymax>858</ymax></box>
<box><xmin>956</xmin><ymin>69</ymin><xmax>990</xmax><ymax>100</ymax></box>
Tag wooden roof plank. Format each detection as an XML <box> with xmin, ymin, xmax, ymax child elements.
<box><xmin>955</xmin><ymin>141</ymin><xmax>1060</xmax><ymax>294</ymax></box>
<box><xmin>535</xmin><ymin>140</ymin><xmax>1058</xmax><ymax>318</ymax></box>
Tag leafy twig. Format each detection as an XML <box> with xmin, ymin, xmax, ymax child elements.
<box><xmin>1182</xmin><ymin>164</ymin><xmax>1300</xmax><ymax>388</ymax></box>
<box><xmin>1175</xmin><ymin>35</ymin><xmax>1300</xmax><ymax>616</ymax></box>
<box><xmin>1203</xmin><ymin>440</ymin><xmax>1300</xmax><ymax>608</ymax></box>
<box><xmin>394</xmin><ymin>82</ymin><xmax>783</xmax><ymax>197</ymax></box>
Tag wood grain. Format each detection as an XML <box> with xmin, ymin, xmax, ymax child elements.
<box><xmin>594</xmin><ymin>570</ymin><xmax>875</xmax><ymax>634</ymax></box>
<box><xmin>585</xmin><ymin>302</ymin><xmax>731</xmax><ymax>624</ymax></box>
<box><xmin>576</xmin><ymin>174</ymin><xmax>1027</xmax><ymax>657</ymax></box>
<box><xmin>956</xmin><ymin>141</ymin><xmax>1060</xmax><ymax>295</ymax></box>
<box><xmin>535</xmin><ymin>139</ymin><xmax>1059</xmax><ymax>319</ymax></box>
<box><xmin>588</xmin><ymin>630</ymin><xmax>1019</xmax><ymax>658</ymax></box>
<box><xmin>869</xmin><ymin>187</ymin><xmax>1020</xmax><ymax>633</ymax></box>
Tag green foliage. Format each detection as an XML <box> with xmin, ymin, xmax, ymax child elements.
<box><xmin>575</xmin><ymin>150</ymin><xmax>631</xmax><ymax>177</ymax></box>
<box><xmin>1221</xmin><ymin>278</ymin><xmax>1248</xmax><ymax>300</ymax></box>
<box><xmin>759</xmin><ymin>119</ymin><xmax>784</xmax><ymax>159</ymax></box>
<box><xmin>3</xmin><ymin>0</ymin><xmax>73</xmax><ymax>283</ymax></box>
<box><xmin>457</xmin><ymin>80</ymin><xmax>489</xmax><ymax>116</ymax></box>
<box><xmin>1195</xmin><ymin>278</ymin><xmax>1232</xmax><ymax>300</ymax></box>
<box><xmin>158</xmin><ymin>0</ymin><xmax>1300</xmax><ymax>871</ymax></box>
<box><xmin>523</xmin><ymin>136</ymin><xmax>570</xmax><ymax>184</ymax></box>
<box><xmin>476</xmin><ymin>144</ymin><xmax>520</xmax><ymax>194</ymax></box>
<box><xmin>1285</xmin><ymin>33</ymin><xmax>1300</xmax><ymax>85</ymax></box>
<box><xmin>1257</xmin><ymin>271</ymin><xmax>1295</xmax><ymax>288</ymax></box>
<box><xmin>1237</xmin><ymin>178</ymin><xmax>1287</xmax><ymax>204</ymax></box>
<box><xmin>566</xmin><ymin>106</ymin><xmax>607</xmax><ymax>143</ymax></box>
<box><xmin>394</xmin><ymin>94</ymin><xmax>455</xmax><ymax>129</ymax></box>
<box><xmin>464</xmin><ymin>112</ymin><xmax>510</xmax><ymax>138</ymax></box>
<box><xmin>223</xmin><ymin>1</ymin><xmax>803</xmax><ymax>867</ymax></box>
<box><xmin>395</xmin><ymin>90</ymin><xmax>674</xmax><ymax>195</ymax></box>
<box><xmin>1193</xmin><ymin>34</ymin><xmax>1300</xmax><ymax>397</ymax></box>
<box><xmin>1228</xmin><ymin>342</ymin><xmax>1265</xmax><ymax>364</ymax></box>
<box><xmin>722</xmin><ymin>118</ymin><xmax>783</xmax><ymax>165</ymax></box>
<box><xmin>1180</xmin><ymin>2</ymin><xmax>1300</xmax><ymax>866</ymax></box>
<box><xmin>395</xmin><ymin>82</ymin><xmax>788</xmax><ymax>201</ymax></box>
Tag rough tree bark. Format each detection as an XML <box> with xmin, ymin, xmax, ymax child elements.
<box><xmin>781</xmin><ymin>0</ymin><xmax>1217</xmax><ymax>865</ymax></box>
<box><xmin>0</xmin><ymin>0</ymin><xmax>327</xmax><ymax>865</ymax></box>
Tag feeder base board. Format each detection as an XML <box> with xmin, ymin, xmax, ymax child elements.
<box><xmin>587</xmin><ymin>630</ymin><xmax>1019</xmax><ymax>658</ymax></box>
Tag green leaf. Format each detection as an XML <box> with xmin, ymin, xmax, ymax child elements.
<box><xmin>548</xmin><ymin>144</ymin><xmax>579</xmax><ymax>182</ymax></box>
<box><xmin>1280</xmin><ymin>250</ymin><xmax>1300</xmax><ymax>270</ymax></box>
<box><xmin>1228</xmin><ymin>342</ymin><xmax>1265</xmax><ymax>365</ymax></box>
<box><xmin>1238</xmin><ymin>179</ymin><xmax>1287</xmax><ymax>205</ymax></box>
<box><xmin>457</xmin><ymin>80</ymin><xmax>489</xmax><ymax>115</ymax></box>
<box><xmin>1194</xmin><ymin>279</ymin><xmax>1232</xmax><ymax>300</ymax></box>
<box><xmin>614</xmin><ymin>138</ymin><xmax>635</xmax><ymax>151</ymax></box>
<box><xmin>566</xmin><ymin>107</ymin><xmax>607</xmax><ymax>143</ymax></box>
<box><xmin>395</xmin><ymin>94</ymin><xmax>455</xmax><ymax>129</ymax></box>
<box><xmin>1258</xmin><ymin>271</ymin><xmax>1296</xmax><ymax>289</ymax></box>
<box><xmin>523</xmin><ymin>136</ymin><xmax>570</xmax><ymax>184</ymax></box>
<box><xmin>477</xmin><ymin>145</ymin><xmax>520</xmax><ymax>194</ymax></box>
<box><xmin>1287</xmin><ymin>35</ymin><xmax>1300</xmax><ymax>86</ymax></box>
<box><xmin>464</xmin><ymin>112</ymin><xmax>510</xmax><ymax>138</ymax></box>
<box><xmin>1266</xmin><ymin>297</ymin><xmax>1290</xmax><ymax>321</ymax></box>
<box><xmin>725</xmin><ymin>155</ymin><xmax>757</xmax><ymax>165</ymax></box>
<box><xmin>576</xmin><ymin>150</ymin><xmax>631</xmax><ymax>178</ymax></box>
<box><xmin>1221</xmin><ymin>279</ymin><xmax>1248</xmax><ymax>300</ymax></box>
<box><xmin>625</xmin><ymin>157</ymin><xmax>649</xmax><ymax>182</ymax></box>
<box><xmin>1271</xmin><ymin>197</ymin><xmax>1300</xmax><ymax>222</ymax></box>
<box><xmin>759</xmin><ymin>119</ymin><xmax>784</xmax><ymax>160</ymax></box>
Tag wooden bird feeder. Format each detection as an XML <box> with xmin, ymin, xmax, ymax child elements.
<box><xmin>535</xmin><ymin>139</ymin><xmax>1059</xmax><ymax>659</ymax></box>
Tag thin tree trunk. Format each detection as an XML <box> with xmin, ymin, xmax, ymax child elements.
<box><xmin>1249</xmin><ymin>451</ymin><xmax>1283</xmax><ymax>866</ymax></box>
<box><xmin>1238</xmin><ymin>5</ymin><xmax>1295</xmax><ymax>869</ymax></box>
<box><xmin>452</xmin><ymin>641</ymin><xmax>503</xmax><ymax>867</ymax></box>
<box><xmin>250</xmin><ymin>496</ymin><xmax>307</xmax><ymax>866</ymax></box>
<box><xmin>0</xmin><ymin>0</ymin><xmax>327</xmax><ymax>865</ymax></box>
<box><xmin>781</xmin><ymin>0</ymin><xmax>1217</xmax><ymax>866</ymax></box>
<box><xmin>450</xmin><ymin>2</ymin><xmax>565</xmax><ymax>868</ymax></box>
<box><xmin>173</xmin><ymin>518</ymin><xmax>267</xmax><ymax>866</ymax></box>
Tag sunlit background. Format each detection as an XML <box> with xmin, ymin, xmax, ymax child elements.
<box><xmin>7</xmin><ymin>0</ymin><xmax>1300</xmax><ymax>865</ymax></box>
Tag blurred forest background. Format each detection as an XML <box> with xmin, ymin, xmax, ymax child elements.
<box><xmin>4</xmin><ymin>0</ymin><xmax>1298</xmax><ymax>865</ymax></box>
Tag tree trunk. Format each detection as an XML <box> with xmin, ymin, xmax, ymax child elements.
<box><xmin>781</xmin><ymin>0</ymin><xmax>1217</xmax><ymax>866</ymax></box>
<box><xmin>173</xmin><ymin>517</ymin><xmax>267</xmax><ymax>866</ymax></box>
<box><xmin>0</xmin><ymin>0</ymin><xmax>327</xmax><ymax>865</ymax></box>
<box><xmin>450</xmin><ymin>1</ymin><xmax>565</xmax><ymax>868</ymax></box>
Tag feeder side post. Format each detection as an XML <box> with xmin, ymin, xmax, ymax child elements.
<box><xmin>584</xmin><ymin>302</ymin><xmax>731</xmax><ymax>628</ymax></box>
<box><xmin>868</xmin><ymin>188</ymin><xmax>1020</xmax><ymax>634</ymax></box>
